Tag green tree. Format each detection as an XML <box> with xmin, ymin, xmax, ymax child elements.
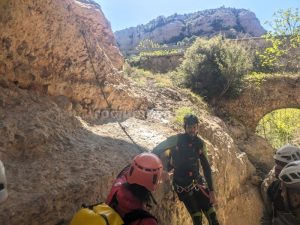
<box><xmin>135</xmin><ymin>39</ymin><xmax>162</xmax><ymax>50</ymax></box>
<box><xmin>258</xmin><ymin>8</ymin><xmax>300</xmax><ymax>72</ymax></box>
<box><xmin>256</xmin><ymin>108</ymin><xmax>300</xmax><ymax>148</ymax></box>
<box><xmin>180</xmin><ymin>36</ymin><xmax>253</xmax><ymax>100</ymax></box>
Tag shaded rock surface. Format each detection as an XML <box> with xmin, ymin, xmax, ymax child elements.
<box><xmin>115</xmin><ymin>7</ymin><xmax>266</xmax><ymax>52</ymax></box>
<box><xmin>0</xmin><ymin>1</ymin><xmax>271</xmax><ymax>225</ymax></box>
<box><xmin>0</xmin><ymin>82</ymin><xmax>264</xmax><ymax>225</ymax></box>
<box><xmin>0</xmin><ymin>0</ymin><xmax>146</xmax><ymax>116</ymax></box>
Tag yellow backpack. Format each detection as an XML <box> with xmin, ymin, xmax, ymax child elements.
<box><xmin>70</xmin><ymin>203</ymin><xmax>156</xmax><ymax>225</ymax></box>
<box><xmin>70</xmin><ymin>203</ymin><xmax>124</xmax><ymax>225</ymax></box>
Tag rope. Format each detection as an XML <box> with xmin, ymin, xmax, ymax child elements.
<box><xmin>80</xmin><ymin>29</ymin><xmax>144</xmax><ymax>153</ymax></box>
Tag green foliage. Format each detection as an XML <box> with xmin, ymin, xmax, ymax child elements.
<box><xmin>179</xmin><ymin>36</ymin><xmax>254</xmax><ymax>100</ymax></box>
<box><xmin>126</xmin><ymin>49</ymin><xmax>181</xmax><ymax>67</ymax></box>
<box><xmin>173</xmin><ymin>107</ymin><xmax>195</xmax><ymax>126</ymax></box>
<box><xmin>176</xmin><ymin>35</ymin><xmax>197</xmax><ymax>46</ymax></box>
<box><xmin>243</xmin><ymin>71</ymin><xmax>300</xmax><ymax>87</ymax></box>
<box><xmin>258</xmin><ymin>8</ymin><xmax>300</xmax><ymax>72</ymax></box>
<box><xmin>123</xmin><ymin>63</ymin><xmax>174</xmax><ymax>88</ymax></box>
<box><xmin>243</xmin><ymin>72</ymin><xmax>269</xmax><ymax>86</ymax></box>
<box><xmin>256</xmin><ymin>108</ymin><xmax>300</xmax><ymax>148</ymax></box>
<box><xmin>139</xmin><ymin>49</ymin><xmax>180</xmax><ymax>57</ymax></box>
<box><xmin>180</xmin><ymin>88</ymin><xmax>209</xmax><ymax>111</ymax></box>
<box><xmin>135</xmin><ymin>39</ymin><xmax>164</xmax><ymax>50</ymax></box>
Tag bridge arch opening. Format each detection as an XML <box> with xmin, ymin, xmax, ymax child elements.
<box><xmin>255</xmin><ymin>108</ymin><xmax>300</xmax><ymax>149</ymax></box>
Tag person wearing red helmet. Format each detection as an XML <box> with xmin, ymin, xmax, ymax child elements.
<box><xmin>106</xmin><ymin>153</ymin><xmax>163</xmax><ymax>225</ymax></box>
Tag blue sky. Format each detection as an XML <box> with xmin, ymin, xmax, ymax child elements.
<box><xmin>96</xmin><ymin>0</ymin><xmax>300</xmax><ymax>32</ymax></box>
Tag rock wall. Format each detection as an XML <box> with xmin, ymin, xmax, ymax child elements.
<box><xmin>115</xmin><ymin>7</ymin><xmax>266</xmax><ymax>52</ymax></box>
<box><xmin>0</xmin><ymin>0</ymin><xmax>146</xmax><ymax>116</ymax></box>
<box><xmin>0</xmin><ymin>85</ymin><xmax>264</xmax><ymax>225</ymax></box>
<box><xmin>0</xmin><ymin>1</ymin><xmax>268</xmax><ymax>225</ymax></box>
<box><xmin>0</xmin><ymin>85</ymin><xmax>141</xmax><ymax>225</ymax></box>
<box><xmin>218</xmin><ymin>76</ymin><xmax>300</xmax><ymax>132</ymax></box>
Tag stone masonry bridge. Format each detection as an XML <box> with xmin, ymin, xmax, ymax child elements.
<box><xmin>218</xmin><ymin>76</ymin><xmax>300</xmax><ymax>132</ymax></box>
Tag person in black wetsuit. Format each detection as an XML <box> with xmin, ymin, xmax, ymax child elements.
<box><xmin>153</xmin><ymin>114</ymin><xmax>219</xmax><ymax>225</ymax></box>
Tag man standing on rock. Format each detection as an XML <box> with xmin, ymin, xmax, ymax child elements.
<box><xmin>152</xmin><ymin>114</ymin><xmax>219</xmax><ymax>225</ymax></box>
<box><xmin>261</xmin><ymin>145</ymin><xmax>300</xmax><ymax>225</ymax></box>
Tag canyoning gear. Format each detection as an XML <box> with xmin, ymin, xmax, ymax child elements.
<box><xmin>274</xmin><ymin>145</ymin><xmax>300</xmax><ymax>164</ymax></box>
<box><xmin>106</xmin><ymin>165</ymin><xmax>158</xmax><ymax>225</ymax></box>
<box><xmin>174</xmin><ymin>177</ymin><xmax>209</xmax><ymax>198</ymax></box>
<box><xmin>0</xmin><ymin>160</ymin><xmax>8</xmax><ymax>204</ymax></box>
<box><xmin>261</xmin><ymin>146</ymin><xmax>300</xmax><ymax>225</ymax></box>
<box><xmin>183</xmin><ymin>114</ymin><xmax>199</xmax><ymax>127</ymax></box>
<box><xmin>170</xmin><ymin>134</ymin><xmax>213</xmax><ymax>191</ymax></box>
<box><xmin>153</xmin><ymin>132</ymin><xmax>219</xmax><ymax>225</ymax></box>
<box><xmin>268</xmin><ymin>180</ymin><xmax>286</xmax><ymax>216</ymax></box>
<box><xmin>127</xmin><ymin>153</ymin><xmax>163</xmax><ymax>192</ymax></box>
<box><xmin>279</xmin><ymin>160</ymin><xmax>300</xmax><ymax>189</ymax></box>
<box><xmin>70</xmin><ymin>203</ymin><xmax>124</xmax><ymax>225</ymax></box>
<box><xmin>179</xmin><ymin>184</ymin><xmax>219</xmax><ymax>225</ymax></box>
<box><xmin>70</xmin><ymin>202</ymin><xmax>157</xmax><ymax>225</ymax></box>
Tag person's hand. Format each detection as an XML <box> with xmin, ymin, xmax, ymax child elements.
<box><xmin>209</xmin><ymin>191</ymin><xmax>218</xmax><ymax>207</ymax></box>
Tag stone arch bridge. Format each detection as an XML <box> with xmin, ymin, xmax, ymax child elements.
<box><xmin>218</xmin><ymin>76</ymin><xmax>300</xmax><ymax>132</ymax></box>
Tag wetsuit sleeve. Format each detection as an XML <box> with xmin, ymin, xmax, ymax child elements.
<box><xmin>199</xmin><ymin>144</ymin><xmax>214</xmax><ymax>191</ymax></box>
<box><xmin>260</xmin><ymin>185</ymin><xmax>273</xmax><ymax>225</ymax></box>
<box><xmin>260</xmin><ymin>200</ymin><xmax>273</xmax><ymax>225</ymax></box>
<box><xmin>138</xmin><ymin>218</ymin><xmax>158</xmax><ymax>225</ymax></box>
<box><xmin>105</xmin><ymin>166</ymin><xmax>128</xmax><ymax>205</ymax></box>
<box><xmin>152</xmin><ymin>135</ymin><xmax>178</xmax><ymax>156</ymax></box>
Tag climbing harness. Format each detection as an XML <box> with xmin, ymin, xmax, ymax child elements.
<box><xmin>175</xmin><ymin>181</ymin><xmax>197</xmax><ymax>193</ymax></box>
<box><xmin>174</xmin><ymin>178</ymin><xmax>210</xmax><ymax>198</ymax></box>
<box><xmin>79</xmin><ymin>28</ymin><xmax>144</xmax><ymax>153</ymax></box>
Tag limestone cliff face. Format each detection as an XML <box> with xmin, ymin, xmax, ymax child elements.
<box><xmin>115</xmin><ymin>7</ymin><xmax>266</xmax><ymax>52</ymax></box>
<box><xmin>0</xmin><ymin>84</ymin><xmax>264</xmax><ymax>225</ymax></box>
<box><xmin>0</xmin><ymin>0</ymin><xmax>146</xmax><ymax>115</ymax></box>
<box><xmin>0</xmin><ymin>1</ymin><xmax>267</xmax><ymax>225</ymax></box>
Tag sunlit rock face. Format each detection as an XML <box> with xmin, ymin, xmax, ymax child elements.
<box><xmin>115</xmin><ymin>7</ymin><xmax>266</xmax><ymax>52</ymax></box>
<box><xmin>0</xmin><ymin>85</ymin><xmax>264</xmax><ymax>225</ymax></box>
<box><xmin>0</xmin><ymin>0</ymin><xmax>146</xmax><ymax>115</ymax></box>
<box><xmin>0</xmin><ymin>1</ymin><xmax>268</xmax><ymax>225</ymax></box>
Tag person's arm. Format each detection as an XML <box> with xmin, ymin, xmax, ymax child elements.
<box><xmin>138</xmin><ymin>218</ymin><xmax>158</xmax><ymax>225</ymax></box>
<box><xmin>260</xmin><ymin>185</ymin><xmax>274</xmax><ymax>225</ymax></box>
<box><xmin>106</xmin><ymin>165</ymin><xmax>128</xmax><ymax>205</ymax></box>
<box><xmin>199</xmin><ymin>144</ymin><xmax>213</xmax><ymax>191</ymax></box>
<box><xmin>153</xmin><ymin>135</ymin><xmax>178</xmax><ymax>182</ymax></box>
<box><xmin>198</xmin><ymin>143</ymin><xmax>218</xmax><ymax>205</ymax></box>
<box><xmin>260</xmin><ymin>201</ymin><xmax>273</xmax><ymax>225</ymax></box>
<box><xmin>152</xmin><ymin>135</ymin><xmax>178</xmax><ymax>156</ymax></box>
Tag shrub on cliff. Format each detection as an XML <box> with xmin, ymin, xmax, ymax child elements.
<box><xmin>179</xmin><ymin>36</ymin><xmax>254</xmax><ymax>100</ymax></box>
<box><xmin>257</xmin><ymin>8</ymin><xmax>300</xmax><ymax>72</ymax></box>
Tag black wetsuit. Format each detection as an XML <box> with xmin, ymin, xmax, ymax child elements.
<box><xmin>261</xmin><ymin>180</ymin><xmax>300</xmax><ymax>225</ymax></box>
<box><xmin>153</xmin><ymin>133</ymin><xmax>219</xmax><ymax>225</ymax></box>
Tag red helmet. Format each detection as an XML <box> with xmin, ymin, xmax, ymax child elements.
<box><xmin>127</xmin><ymin>153</ymin><xmax>163</xmax><ymax>191</ymax></box>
